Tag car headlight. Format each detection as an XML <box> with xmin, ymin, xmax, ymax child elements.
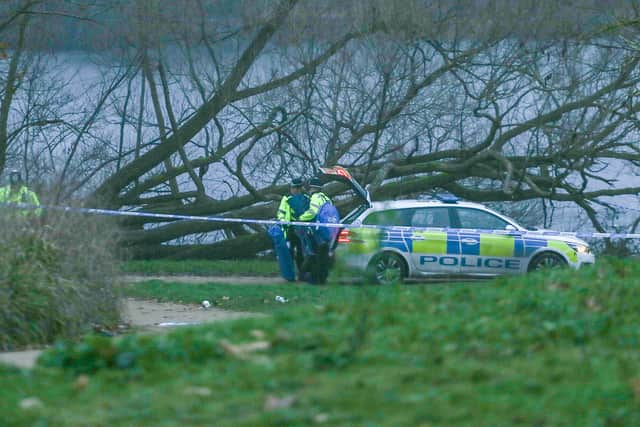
<box><xmin>575</xmin><ymin>244</ymin><xmax>590</xmax><ymax>254</ymax></box>
<box><xmin>567</xmin><ymin>242</ymin><xmax>590</xmax><ymax>254</ymax></box>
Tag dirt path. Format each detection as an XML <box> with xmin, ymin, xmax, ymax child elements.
<box><xmin>0</xmin><ymin>298</ymin><xmax>258</xmax><ymax>369</ymax></box>
<box><xmin>0</xmin><ymin>350</ymin><xmax>42</xmax><ymax>370</ymax></box>
<box><xmin>122</xmin><ymin>297</ymin><xmax>257</xmax><ymax>330</ymax></box>
<box><xmin>121</xmin><ymin>274</ymin><xmax>287</xmax><ymax>285</ymax></box>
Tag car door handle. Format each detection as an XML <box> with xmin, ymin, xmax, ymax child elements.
<box><xmin>461</xmin><ymin>238</ymin><xmax>479</xmax><ymax>244</ymax></box>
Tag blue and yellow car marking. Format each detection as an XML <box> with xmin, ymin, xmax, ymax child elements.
<box><xmin>344</xmin><ymin>228</ymin><xmax>578</xmax><ymax>270</ymax></box>
<box><xmin>548</xmin><ymin>240</ymin><xmax>578</xmax><ymax>262</ymax></box>
<box><xmin>381</xmin><ymin>229</ymin><xmax>410</xmax><ymax>252</ymax></box>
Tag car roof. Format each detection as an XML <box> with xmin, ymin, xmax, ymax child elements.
<box><xmin>369</xmin><ymin>199</ymin><xmax>490</xmax><ymax>210</ymax></box>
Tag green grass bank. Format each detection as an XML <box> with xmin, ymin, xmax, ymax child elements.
<box><xmin>2</xmin><ymin>258</ymin><xmax>640</xmax><ymax>426</ymax></box>
<box><xmin>122</xmin><ymin>258</ymin><xmax>279</xmax><ymax>277</ymax></box>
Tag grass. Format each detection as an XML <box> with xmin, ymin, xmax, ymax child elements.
<box><xmin>122</xmin><ymin>258</ymin><xmax>279</xmax><ymax>277</ymax></box>
<box><xmin>3</xmin><ymin>258</ymin><xmax>640</xmax><ymax>426</ymax></box>
<box><xmin>123</xmin><ymin>280</ymin><xmax>366</xmax><ymax>312</ymax></box>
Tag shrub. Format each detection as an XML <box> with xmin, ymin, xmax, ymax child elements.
<box><xmin>0</xmin><ymin>209</ymin><xmax>121</xmax><ymax>350</ymax></box>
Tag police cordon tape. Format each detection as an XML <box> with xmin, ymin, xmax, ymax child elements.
<box><xmin>2</xmin><ymin>201</ymin><xmax>640</xmax><ymax>240</ymax></box>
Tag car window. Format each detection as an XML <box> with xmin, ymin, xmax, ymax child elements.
<box><xmin>408</xmin><ymin>207</ymin><xmax>450</xmax><ymax>228</ymax></box>
<box><xmin>363</xmin><ymin>209</ymin><xmax>412</xmax><ymax>226</ymax></box>
<box><xmin>455</xmin><ymin>208</ymin><xmax>510</xmax><ymax>230</ymax></box>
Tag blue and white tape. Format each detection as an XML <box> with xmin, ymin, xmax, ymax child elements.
<box><xmin>2</xmin><ymin>201</ymin><xmax>640</xmax><ymax>239</ymax></box>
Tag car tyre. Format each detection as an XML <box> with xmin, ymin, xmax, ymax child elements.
<box><xmin>368</xmin><ymin>252</ymin><xmax>407</xmax><ymax>285</ymax></box>
<box><xmin>527</xmin><ymin>251</ymin><xmax>567</xmax><ymax>272</ymax></box>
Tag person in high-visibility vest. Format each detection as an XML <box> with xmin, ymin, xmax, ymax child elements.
<box><xmin>298</xmin><ymin>177</ymin><xmax>331</xmax><ymax>222</ymax></box>
<box><xmin>298</xmin><ymin>177</ymin><xmax>333</xmax><ymax>283</ymax></box>
<box><xmin>0</xmin><ymin>169</ymin><xmax>42</xmax><ymax>217</ymax></box>
<box><xmin>277</xmin><ymin>177</ymin><xmax>309</xmax><ymax>272</ymax></box>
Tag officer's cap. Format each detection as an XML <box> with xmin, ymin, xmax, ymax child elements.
<box><xmin>308</xmin><ymin>177</ymin><xmax>323</xmax><ymax>188</ymax></box>
<box><xmin>290</xmin><ymin>177</ymin><xmax>304</xmax><ymax>187</ymax></box>
<box><xmin>8</xmin><ymin>169</ymin><xmax>21</xmax><ymax>182</ymax></box>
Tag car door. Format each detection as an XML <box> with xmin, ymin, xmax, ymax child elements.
<box><xmin>407</xmin><ymin>207</ymin><xmax>460</xmax><ymax>275</ymax></box>
<box><xmin>452</xmin><ymin>207</ymin><xmax>524</xmax><ymax>275</ymax></box>
<box><xmin>362</xmin><ymin>208</ymin><xmax>412</xmax><ymax>254</ymax></box>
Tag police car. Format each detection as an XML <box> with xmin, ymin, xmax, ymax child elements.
<box><xmin>334</xmin><ymin>195</ymin><xmax>595</xmax><ymax>284</ymax></box>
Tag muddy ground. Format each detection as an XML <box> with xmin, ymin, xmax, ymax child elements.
<box><xmin>123</xmin><ymin>297</ymin><xmax>256</xmax><ymax>329</ymax></box>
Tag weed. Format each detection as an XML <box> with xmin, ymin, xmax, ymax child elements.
<box><xmin>0</xmin><ymin>211</ymin><xmax>121</xmax><ymax>350</ymax></box>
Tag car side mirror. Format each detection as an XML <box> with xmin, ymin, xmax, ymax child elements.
<box><xmin>504</xmin><ymin>224</ymin><xmax>516</xmax><ymax>231</ymax></box>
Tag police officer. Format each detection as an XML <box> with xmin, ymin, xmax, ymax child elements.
<box><xmin>298</xmin><ymin>177</ymin><xmax>331</xmax><ymax>222</ymax></box>
<box><xmin>298</xmin><ymin>177</ymin><xmax>333</xmax><ymax>283</ymax></box>
<box><xmin>0</xmin><ymin>169</ymin><xmax>41</xmax><ymax>217</ymax></box>
<box><xmin>277</xmin><ymin>177</ymin><xmax>309</xmax><ymax>273</ymax></box>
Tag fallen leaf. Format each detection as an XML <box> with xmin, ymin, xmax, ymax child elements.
<box><xmin>73</xmin><ymin>374</ymin><xmax>90</xmax><ymax>391</ymax></box>
<box><xmin>314</xmin><ymin>413</ymin><xmax>329</xmax><ymax>423</ymax></box>
<box><xmin>183</xmin><ymin>386</ymin><xmax>212</xmax><ymax>397</ymax></box>
<box><xmin>585</xmin><ymin>297</ymin><xmax>602</xmax><ymax>312</ymax></box>
<box><xmin>264</xmin><ymin>394</ymin><xmax>296</xmax><ymax>411</ymax></box>
<box><xmin>219</xmin><ymin>339</ymin><xmax>270</xmax><ymax>359</ymax></box>
<box><xmin>219</xmin><ymin>339</ymin><xmax>243</xmax><ymax>358</ymax></box>
<box><xmin>19</xmin><ymin>397</ymin><xmax>43</xmax><ymax>410</ymax></box>
<box><xmin>237</xmin><ymin>341</ymin><xmax>270</xmax><ymax>352</ymax></box>
<box><xmin>251</xmin><ymin>329</ymin><xmax>266</xmax><ymax>339</ymax></box>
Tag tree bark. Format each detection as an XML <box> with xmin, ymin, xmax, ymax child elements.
<box><xmin>0</xmin><ymin>15</ymin><xmax>27</xmax><ymax>174</ymax></box>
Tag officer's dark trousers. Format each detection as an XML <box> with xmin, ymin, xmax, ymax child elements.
<box><xmin>287</xmin><ymin>230</ymin><xmax>304</xmax><ymax>274</ymax></box>
<box><xmin>294</xmin><ymin>227</ymin><xmax>329</xmax><ymax>284</ymax></box>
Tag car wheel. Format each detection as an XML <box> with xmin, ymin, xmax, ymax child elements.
<box><xmin>368</xmin><ymin>252</ymin><xmax>407</xmax><ymax>285</ymax></box>
<box><xmin>527</xmin><ymin>251</ymin><xmax>567</xmax><ymax>272</ymax></box>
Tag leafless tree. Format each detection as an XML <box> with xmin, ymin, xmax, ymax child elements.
<box><xmin>3</xmin><ymin>0</ymin><xmax>640</xmax><ymax>258</ymax></box>
<box><xmin>101</xmin><ymin>1</ymin><xmax>640</xmax><ymax>258</ymax></box>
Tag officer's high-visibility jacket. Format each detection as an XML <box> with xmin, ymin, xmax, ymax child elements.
<box><xmin>278</xmin><ymin>193</ymin><xmax>310</xmax><ymax>237</ymax></box>
<box><xmin>277</xmin><ymin>195</ymin><xmax>293</xmax><ymax>222</ymax></box>
<box><xmin>278</xmin><ymin>194</ymin><xmax>310</xmax><ymax>221</ymax></box>
<box><xmin>0</xmin><ymin>185</ymin><xmax>41</xmax><ymax>216</ymax></box>
<box><xmin>299</xmin><ymin>192</ymin><xmax>331</xmax><ymax>222</ymax></box>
